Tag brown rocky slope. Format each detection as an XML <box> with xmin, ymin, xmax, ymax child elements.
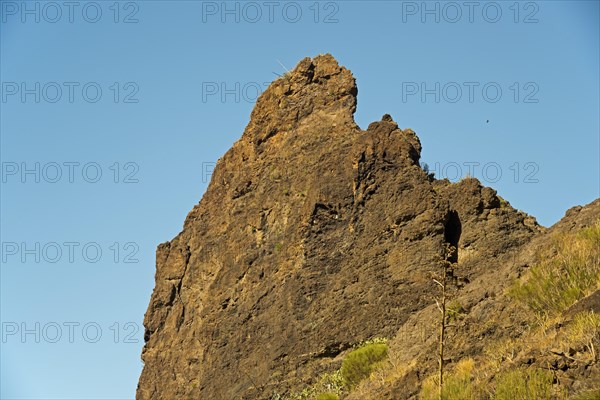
<box><xmin>137</xmin><ymin>54</ymin><xmax>599</xmax><ymax>399</ymax></box>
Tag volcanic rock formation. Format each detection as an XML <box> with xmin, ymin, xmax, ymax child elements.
<box><xmin>137</xmin><ymin>54</ymin><xmax>599</xmax><ymax>399</ymax></box>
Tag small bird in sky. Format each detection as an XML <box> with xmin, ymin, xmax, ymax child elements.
<box><xmin>486</xmin><ymin>120</ymin><xmax>490</xmax><ymax>123</ymax></box>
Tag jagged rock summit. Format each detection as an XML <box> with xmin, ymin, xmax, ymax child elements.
<box><xmin>243</xmin><ymin>54</ymin><xmax>358</xmax><ymax>149</ymax></box>
<box><xmin>137</xmin><ymin>55</ymin><xmax>599</xmax><ymax>399</ymax></box>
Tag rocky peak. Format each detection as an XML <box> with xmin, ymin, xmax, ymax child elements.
<box><xmin>136</xmin><ymin>55</ymin><xmax>597</xmax><ymax>400</ymax></box>
<box><xmin>243</xmin><ymin>54</ymin><xmax>358</xmax><ymax>150</ymax></box>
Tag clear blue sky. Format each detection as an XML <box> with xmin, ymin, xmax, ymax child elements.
<box><xmin>1</xmin><ymin>1</ymin><xmax>598</xmax><ymax>398</ymax></box>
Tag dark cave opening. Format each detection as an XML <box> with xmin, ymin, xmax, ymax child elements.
<box><xmin>444</xmin><ymin>210</ymin><xmax>462</xmax><ymax>263</ymax></box>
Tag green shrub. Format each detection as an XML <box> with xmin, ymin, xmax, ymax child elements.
<box><xmin>340</xmin><ymin>343</ymin><xmax>389</xmax><ymax>389</ymax></box>
<box><xmin>447</xmin><ymin>300</ymin><xmax>466</xmax><ymax>323</ymax></box>
<box><xmin>498</xmin><ymin>196</ymin><xmax>509</xmax><ymax>208</ymax></box>
<box><xmin>510</xmin><ymin>222</ymin><xmax>600</xmax><ymax>318</ymax></box>
<box><xmin>493</xmin><ymin>368</ymin><xmax>553</xmax><ymax>400</ymax></box>
<box><xmin>315</xmin><ymin>393</ymin><xmax>339</xmax><ymax>400</ymax></box>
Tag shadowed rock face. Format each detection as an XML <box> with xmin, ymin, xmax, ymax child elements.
<box><xmin>136</xmin><ymin>55</ymin><xmax>596</xmax><ymax>399</ymax></box>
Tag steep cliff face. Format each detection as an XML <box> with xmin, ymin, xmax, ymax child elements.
<box><xmin>137</xmin><ymin>55</ymin><xmax>598</xmax><ymax>399</ymax></box>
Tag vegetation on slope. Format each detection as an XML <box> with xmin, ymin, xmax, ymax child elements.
<box><xmin>510</xmin><ymin>221</ymin><xmax>600</xmax><ymax>318</ymax></box>
<box><xmin>272</xmin><ymin>222</ymin><xmax>600</xmax><ymax>400</ymax></box>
